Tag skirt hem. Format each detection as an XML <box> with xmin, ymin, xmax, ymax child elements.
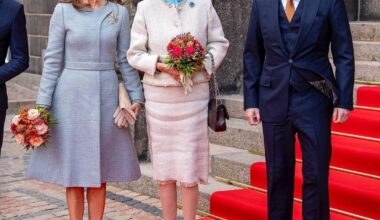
<box><xmin>154</xmin><ymin>179</ymin><xmax>209</xmax><ymax>188</ymax></box>
<box><xmin>27</xmin><ymin>173</ymin><xmax>142</xmax><ymax>188</ymax></box>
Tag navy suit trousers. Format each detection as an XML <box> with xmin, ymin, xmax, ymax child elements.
<box><xmin>0</xmin><ymin>110</ymin><xmax>5</xmax><ymax>156</ymax></box>
<box><xmin>262</xmin><ymin>86</ymin><xmax>333</xmax><ymax>220</ymax></box>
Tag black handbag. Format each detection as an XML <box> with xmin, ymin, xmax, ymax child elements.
<box><xmin>207</xmin><ymin>53</ymin><xmax>229</xmax><ymax>132</ymax></box>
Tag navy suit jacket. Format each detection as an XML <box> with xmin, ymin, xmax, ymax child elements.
<box><xmin>243</xmin><ymin>0</ymin><xmax>355</xmax><ymax>123</ymax></box>
<box><xmin>0</xmin><ymin>0</ymin><xmax>29</xmax><ymax>110</ymax></box>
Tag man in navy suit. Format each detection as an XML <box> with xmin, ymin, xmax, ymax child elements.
<box><xmin>0</xmin><ymin>0</ymin><xmax>29</xmax><ymax>155</ymax></box>
<box><xmin>243</xmin><ymin>0</ymin><xmax>354</xmax><ymax>219</ymax></box>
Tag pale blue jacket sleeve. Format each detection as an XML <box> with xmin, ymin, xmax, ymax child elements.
<box><xmin>36</xmin><ymin>4</ymin><xmax>65</xmax><ymax>107</ymax></box>
<box><xmin>118</xmin><ymin>7</ymin><xmax>144</xmax><ymax>104</ymax></box>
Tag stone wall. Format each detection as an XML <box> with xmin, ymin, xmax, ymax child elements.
<box><xmin>22</xmin><ymin>0</ymin><xmax>55</xmax><ymax>75</ymax></box>
<box><xmin>360</xmin><ymin>0</ymin><xmax>380</xmax><ymax>21</ymax></box>
<box><xmin>213</xmin><ymin>0</ymin><xmax>252</xmax><ymax>93</ymax></box>
<box><xmin>344</xmin><ymin>0</ymin><xmax>380</xmax><ymax>21</ymax></box>
<box><xmin>345</xmin><ymin>0</ymin><xmax>359</xmax><ymax>21</ymax></box>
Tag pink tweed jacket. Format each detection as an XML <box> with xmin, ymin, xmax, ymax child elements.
<box><xmin>127</xmin><ymin>0</ymin><xmax>229</xmax><ymax>87</ymax></box>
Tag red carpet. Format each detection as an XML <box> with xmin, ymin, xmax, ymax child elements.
<box><xmin>296</xmin><ymin>135</ymin><xmax>380</xmax><ymax>176</ymax></box>
<box><xmin>209</xmin><ymin>189</ymin><xmax>355</xmax><ymax>220</ymax></box>
<box><xmin>331</xmin><ymin>108</ymin><xmax>380</xmax><ymax>139</ymax></box>
<box><xmin>250</xmin><ymin>162</ymin><xmax>380</xmax><ymax>219</ymax></box>
<box><xmin>357</xmin><ymin>86</ymin><xmax>380</xmax><ymax>108</ymax></box>
<box><xmin>206</xmin><ymin>86</ymin><xmax>380</xmax><ymax>220</ymax></box>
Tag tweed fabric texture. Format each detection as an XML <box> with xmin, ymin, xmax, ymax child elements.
<box><xmin>144</xmin><ymin>83</ymin><xmax>209</xmax><ymax>186</ymax></box>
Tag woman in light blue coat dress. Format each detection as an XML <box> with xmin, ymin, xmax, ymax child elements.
<box><xmin>27</xmin><ymin>0</ymin><xmax>143</xmax><ymax>219</ymax></box>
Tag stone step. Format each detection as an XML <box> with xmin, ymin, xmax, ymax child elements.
<box><xmin>6</xmin><ymin>82</ymin><xmax>37</xmax><ymax>101</ymax></box>
<box><xmin>221</xmin><ymin>94</ymin><xmax>246</xmax><ymax>120</ymax></box>
<box><xmin>209</xmin><ymin>118</ymin><xmax>264</xmax><ymax>154</ymax></box>
<box><xmin>350</xmin><ymin>22</ymin><xmax>380</xmax><ymax>42</ymax></box>
<box><xmin>117</xmin><ymin>162</ymin><xmax>239</xmax><ymax>213</ymax></box>
<box><xmin>211</xmin><ymin>149</ymin><xmax>265</xmax><ymax>185</ymax></box>
<box><xmin>208</xmin><ymin>143</ymin><xmax>247</xmax><ymax>172</ymax></box>
<box><xmin>7</xmin><ymin>100</ymin><xmax>36</xmax><ymax>114</ymax></box>
<box><xmin>355</xmin><ymin>60</ymin><xmax>380</xmax><ymax>82</ymax></box>
<box><xmin>4</xmin><ymin>114</ymin><xmax>15</xmax><ymax>135</ymax></box>
<box><xmin>8</xmin><ymin>72</ymin><xmax>41</xmax><ymax>91</ymax></box>
<box><xmin>354</xmin><ymin>41</ymin><xmax>380</xmax><ymax>61</ymax></box>
<box><xmin>6</xmin><ymin>73</ymin><xmax>39</xmax><ymax>113</ymax></box>
<box><xmin>220</xmin><ymin>84</ymin><xmax>373</xmax><ymax>120</ymax></box>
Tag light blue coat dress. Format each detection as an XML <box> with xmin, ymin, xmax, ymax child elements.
<box><xmin>27</xmin><ymin>2</ymin><xmax>143</xmax><ymax>187</ymax></box>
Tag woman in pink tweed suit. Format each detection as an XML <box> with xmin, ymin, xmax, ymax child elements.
<box><xmin>127</xmin><ymin>0</ymin><xmax>229</xmax><ymax>219</ymax></box>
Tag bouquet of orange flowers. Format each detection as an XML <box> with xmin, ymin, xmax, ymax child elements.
<box><xmin>164</xmin><ymin>32</ymin><xmax>207</xmax><ymax>94</ymax></box>
<box><xmin>10</xmin><ymin>106</ymin><xmax>57</xmax><ymax>150</ymax></box>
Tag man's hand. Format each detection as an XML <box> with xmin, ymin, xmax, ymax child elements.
<box><xmin>245</xmin><ymin>108</ymin><xmax>261</xmax><ymax>126</ymax></box>
<box><xmin>333</xmin><ymin>108</ymin><xmax>350</xmax><ymax>123</ymax></box>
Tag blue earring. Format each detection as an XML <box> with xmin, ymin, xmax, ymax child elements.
<box><xmin>189</xmin><ymin>1</ymin><xmax>195</xmax><ymax>8</ymax></box>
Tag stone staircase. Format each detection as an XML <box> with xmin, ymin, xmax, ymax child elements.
<box><xmin>121</xmin><ymin>21</ymin><xmax>380</xmax><ymax>216</ymax></box>
<box><xmin>349</xmin><ymin>22</ymin><xmax>380</xmax><ymax>81</ymax></box>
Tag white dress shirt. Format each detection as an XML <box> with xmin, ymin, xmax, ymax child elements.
<box><xmin>281</xmin><ymin>0</ymin><xmax>301</xmax><ymax>9</ymax></box>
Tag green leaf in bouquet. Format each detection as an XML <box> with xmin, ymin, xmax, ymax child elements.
<box><xmin>35</xmin><ymin>105</ymin><xmax>58</xmax><ymax>125</ymax></box>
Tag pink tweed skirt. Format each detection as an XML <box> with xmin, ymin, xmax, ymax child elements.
<box><xmin>143</xmin><ymin>83</ymin><xmax>210</xmax><ymax>187</ymax></box>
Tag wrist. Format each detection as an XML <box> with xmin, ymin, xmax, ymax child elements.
<box><xmin>156</xmin><ymin>63</ymin><xmax>165</xmax><ymax>72</ymax></box>
<box><xmin>37</xmin><ymin>104</ymin><xmax>50</xmax><ymax>110</ymax></box>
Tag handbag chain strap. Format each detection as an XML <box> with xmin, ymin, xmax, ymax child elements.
<box><xmin>209</xmin><ymin>52</ymin><xmax>222</xmax><ymax>105</ymax></box>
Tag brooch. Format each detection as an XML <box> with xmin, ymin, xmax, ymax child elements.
<box><xmin>108</xmin><ymin>12</ymin><xmax>119</xmax><ymax>24</ymax></box>
<box><xmin>189</xmin><ymin>1</ymin><xmax>195</xmax><ymax>8</ymax></box>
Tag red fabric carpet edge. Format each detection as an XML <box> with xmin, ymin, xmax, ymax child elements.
<box><xmin>296</xmin><ymin>134</ymin><xmax>380</xmax><ymax>176</ymax></box>
<box><xmin>331</xmin><ymin>108</ymin><xmax>380</xmax><ymax>139</ymax></box>
<box><xmin>357</xmin><ymin>86</ymin><xmax>380</xmax><ymax>108</ymax></box>
<box><xmin>250</xmin><ymin>162</ymin><xmax>380</xmax><ymax>219</ymax></box>
<box><xmin>209</xmin><ymin>189</ymin><xmax>355</xmax><ymax>220</ymax></box>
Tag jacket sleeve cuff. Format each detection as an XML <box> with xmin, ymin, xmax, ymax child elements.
<box><xmin>244</xmin><ymin>103</ymin><xmax>259</xmax><ymax>110</ymax></box>
<box><xmin>131</xmin><ymin>99</ymin><xmax>145</xmax><ymax>105</ymax></box>
<box><xmin>335</xmin><ymin>94</ymin><xmax>354</xmax><ymax>110</ymax></box>
<box><xmin>36</xmin><ymin>96</ymin><xmax>52</xmax><ymax>108</ymax></box>
<box><xmin>204</xmin><ymin>54</ymin><xmax>213</xmax><ymax>75</ymax></box>
<box><xmin>335</xmin><ymin>103</ymin><xmax>354</xmax><ymax>111</ymax></box>
<box><xmin>145</xmin><ymin>54</ymin><xmax>159</xmax><ymax>75</ymax></box>
<box><xmin>244</xmin><ymin>95</ymin><xmax>259</xmax><ymax>110</ymax></box>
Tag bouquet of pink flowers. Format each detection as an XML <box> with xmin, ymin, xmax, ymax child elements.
<box><xmin>10</xmin><ymin>107</ymin><xmax>57</xmax><ymax>150</ymax></box>
<box><xmin>164</xmin><ymin>32</ymin><xmax>207</xmax><ymax>94</ymax></box>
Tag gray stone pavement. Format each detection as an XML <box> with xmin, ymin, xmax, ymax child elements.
<box><xmin>0</xmin><ymin>122</ymin><xmax>184</xmax><ymax>220</ymax></box>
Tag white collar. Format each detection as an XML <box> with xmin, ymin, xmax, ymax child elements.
<box><xmin>281</xmin><ymin>0</ymin><xmax>301</xmax><ymax>9</ymax></box>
